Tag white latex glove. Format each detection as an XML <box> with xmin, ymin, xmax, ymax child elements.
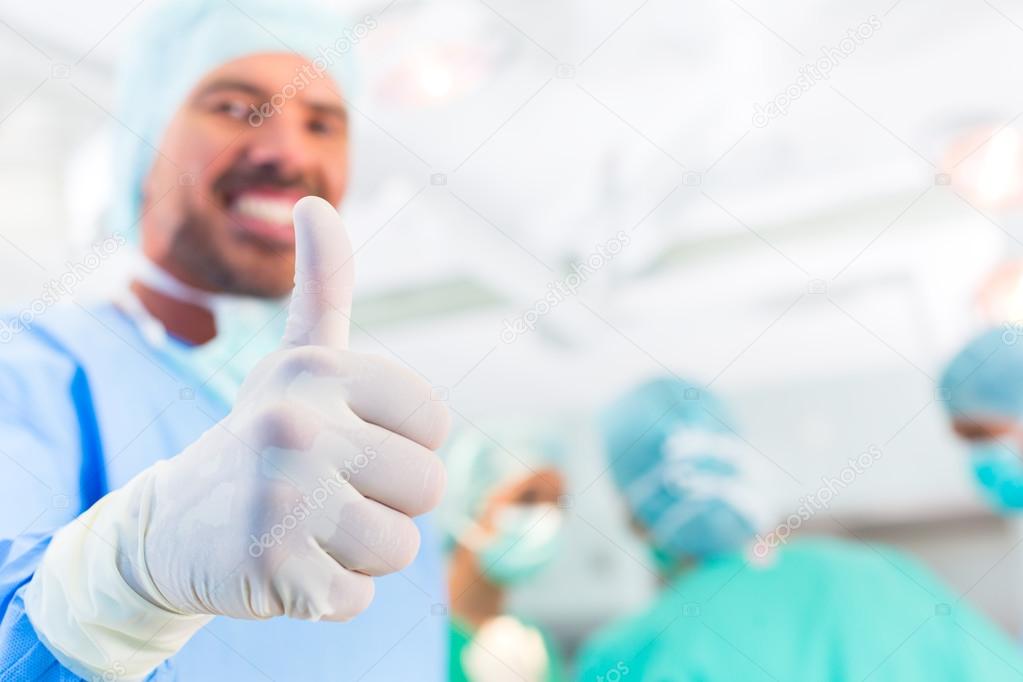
<box><xmin>24</xmin><ymin>197</ymin><xmax>450</xmax><ymax>681</ymax></box>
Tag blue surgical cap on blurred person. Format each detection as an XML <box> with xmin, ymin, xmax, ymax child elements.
<box><xmin>439</xmin><ymin>422</ymin><xmax>563</xmax><ymax>550</ymax></box>
<box><xmin>940</xmin><ymin>327</ymin><xmax>1023</xmax><ymax>422</ymax></box>
<box><xmin>602</xmin><ymin>377</ymin><xmax>777</xmax><ymax>561</ymax></box>
<box><xmin>109</xmin><ymin>0</ymin><xmax>359</xmax><ymax>237</ymax></box>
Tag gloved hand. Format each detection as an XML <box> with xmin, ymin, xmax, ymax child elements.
<box><xmin>24</xmin><ymin>197</ymin><xmax>450</xmax><ymax>681</ymax></box>
<box><xmin>462</xmin><ymin>616</ymin><xmax>550</xmax><ymax>682</ymax></box>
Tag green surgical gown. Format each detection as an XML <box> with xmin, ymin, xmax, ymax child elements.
<box><xmin>576</xmin><ymin>539</ymin><xmax>1023</xmax><ymax>681</ymax></box>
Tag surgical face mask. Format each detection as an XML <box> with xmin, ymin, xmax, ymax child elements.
<box><xmin>970</xmin><ymin>440</ymin><xmax>1023</xmax><ymax>510</ymax></box>
<box><xmin>477</xmin><ymin>504</ymin><xmax>564</xmax><ymax>586</ymax></box>
<box><xmin>119</xmin><ymin>256</ymin><xmax>287</xmax><ymax>407</ymax></box>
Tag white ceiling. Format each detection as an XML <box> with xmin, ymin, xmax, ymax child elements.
<box><xmin>2</xmin><ymin>0</ymin><xmax>1023</xmax><ymax>522</ymax></box>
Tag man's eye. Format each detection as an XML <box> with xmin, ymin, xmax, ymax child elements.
<box><xmin>214</xmin><ymin>100</ymin><xmax>250</xmax><ymax>119</ymax></box>
<box><xmin>308</xmin><ymin>118</ymin><xmax>339</xmax><ymax>136</ymax></box>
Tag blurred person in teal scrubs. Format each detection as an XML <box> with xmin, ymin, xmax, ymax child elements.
<box><xmin>939</xmin><ymin>325</ymin><xmax>1023</xmax><ymax>511</ymax></box>
<box><xmin>576</xmin><ymin>376</ymin><xmax>1023</xmax><ymax>681</ymax></box>
<box><xmin>440</xmin><ymin>424</ymin><xmax>568</xmax><ymax>682</ymax></box>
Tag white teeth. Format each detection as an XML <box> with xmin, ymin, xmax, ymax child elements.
<box><xmin>234</xmin><ymin>195</ymin><xmax>296</xmax><ymax>225</ymax></box>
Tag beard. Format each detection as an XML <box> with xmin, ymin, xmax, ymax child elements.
<box><xmin>166</xmin><ymin>204</ymin><xmax>293</xmax><ymax>298</ymax></box>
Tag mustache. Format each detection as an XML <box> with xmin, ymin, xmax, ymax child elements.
<box><xmin>213</xmin><ymin>164</ymin><xmax>322</xmax><ymax>200</ymax></box>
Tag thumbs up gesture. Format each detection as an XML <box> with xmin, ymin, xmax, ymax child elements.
<box><xmin>159</xmin><ymin>196</ymin><xmax>450</xmax><ymax>619</ymax></box>
<box><xmin>23</xmin><ymin>198</ymin><xmax>450</xmax><ymax>679</ymax></box>
<box><xmin>41</xmin><ymin>197</ymin><xmax>448</xmax><ymax>626</ymax></box>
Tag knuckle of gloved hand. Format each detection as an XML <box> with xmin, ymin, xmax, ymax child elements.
<box><xmin>327</xmin><ymin>573</ymin><xmax>375</xmax><ymax>622</ymax></box>
<box><xmin>340</xmin><ymin>504</ymin><xmax>421</xmax><ymax>574</ymax></box>
<box><xmin>418</xmin><ymin>451</ymin><xmax>447</xmax><ymax>513</ymax></box>
<box><xmin>268</xmin><ymin>554</ymin><xmax>373</xmax><ymax>622</ymax></box>
<box><xmin>274</xmin><ymin>345</ymin><xmax>348</xmax><ymax>382</ymax></box>
<box><xmin>356</xmin><ymin>354</ymin><xmax>450</xmax><ymax>448</ymax></box>
<box><xmin>351</xmin><ymin>352</ymin><xmax>418</xmax><ymax>393</ymax></box>
<box><xmin>250</xmin><ymin>400</ymin><xmax>321</xmax><ymax>451</ymax></box>
<box><xmin>420</xmin><ymin>401</ymin><xmax>452</xmax><ymax>451</ymax></box>
<box><xmin>392</xmin><ymin>516</ymin><xmax>422</xmax><ymax>570</ymax></box>
<box><xmin>401</xmin><ymin>399</ymin><xmax>450</xmax><ymax>452</ymax></box>
<box><xmin>391</xmin><ymin>448</ymin><xmax>447</xmax><ymax>516</ymax></box>
<box><xmin>334</xmin><ymin>423</ymin><xmax>375</xmax><ymax>478</ymax></box>
<box><xmin>373</xmin><ymin>517</ymin><xmax>422</xmax><ymax>573</ymax></box>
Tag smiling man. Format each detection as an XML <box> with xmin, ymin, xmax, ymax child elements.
<box><xmin>132</xmin><ymin>52</ymin><xmax>351</xmax><ymax>355</ymax></box>
<box><xmin>0</xmin><ymin>2</ymin><xmax>450</xmax><ymax>681</ymax></box>
<box><xmin>143</xmin><ymin>56</ymin><xmax>349</xmax><ymax>299</ymax></box>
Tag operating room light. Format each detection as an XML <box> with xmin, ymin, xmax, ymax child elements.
<box><xmin>977</xmin><ymin>260</ymin><xmax>1023</xmax><ymax>324</ymax></box>
<box><xmin>943</xmin><ymin>124</ymin><xmax>1023</xmax><ymax>210</ymax></box>
<box><xmin>973</xmin><ymin>128</ymin><xmax>1022</xmax><ymax>206</ymax></box>
<box><xmin>374</xmin><ymin>41</ymin><xmax>490</xmax><ymax>106</ymax></box>
<box><xmin>418</xmin><ymin>57</ymin><xmax>456</xmax><ymax>99</ymax></box>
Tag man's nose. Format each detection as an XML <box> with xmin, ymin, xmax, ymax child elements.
<box><xmin>245</xmin><ymin>115</ymin><xmax>316</xmax><ymax>176</ymax></box>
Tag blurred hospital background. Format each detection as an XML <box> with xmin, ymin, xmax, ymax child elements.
<box><xmin>4</xmin><ymin>0</ymin><xmax>1023</xmax><ymax>655</ymax></box>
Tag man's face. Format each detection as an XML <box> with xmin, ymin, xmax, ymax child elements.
<box><xmin>141</xmin><ymin>53</ymin><xmax>349</xmax><ymax>298</ymax></box>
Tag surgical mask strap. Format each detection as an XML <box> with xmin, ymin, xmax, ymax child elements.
<box><xmin>131</xmin><ymin>255</ymin><xmax>216</xmax><ymax>310</ymax></box>
<box><xmin>453</xmin><ymin>515</ymin><xmax>495</xmax><ymax>554</ymax></box>
<box><xmin>114</xmin><ymin>284</ymin><xmax>169</xmax><ymax>349</ymax></box>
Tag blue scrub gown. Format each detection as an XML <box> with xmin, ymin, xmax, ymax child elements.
<box><xmin>0</xmin><ymin>302</ymin><xmax>447</xmax><ymax>681</ymax></box>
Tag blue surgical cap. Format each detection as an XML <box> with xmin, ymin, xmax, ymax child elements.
<box><xmin>110</xmin><ymin>0</ymin><xmax>358</xmax><ymax>237</ymax></box>
<box><xmin>940</xmin><ymin>326</ymin><xmax>1023</xmax><ymax>422</ymax></box>
<box><xmin>602</xmin><ymin>377</ymin><xmax>771</xmax><ymax>560</ymax></box>
<box><xmin>439</xmin><ymin>422</ymin><xmax>563</xmax><ymax>549</ymax></box>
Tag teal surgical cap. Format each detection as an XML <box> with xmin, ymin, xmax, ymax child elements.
<box><xmin>602</xmin><ymin>377</ymin><xmax>773</xmax><ymax>561</ymax></box>
<box><xmin>439</xmin><ymin>422</ymin><xmax>563</xmax><ymax>549</ymax></box>
<box><xmin>940</xmin><ymin>326</ymin><xmax>1023</xmax><ymax>422</ymax></box>
<box><xmin>110</xmin><ymin>0</ymin><xmax>359</xmax><ymax>237</ymax></box>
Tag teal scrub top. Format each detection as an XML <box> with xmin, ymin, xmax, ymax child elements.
<box><xmin>576</xmin><ymin>539</ymin><xmax>1023</xmax><ymax>682</ymax></box>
